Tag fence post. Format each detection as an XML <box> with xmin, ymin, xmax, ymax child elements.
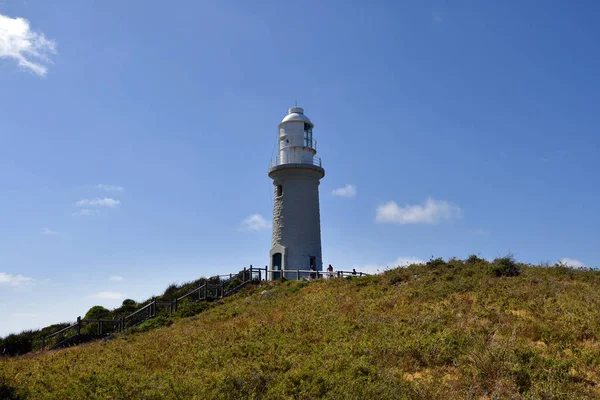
<box><xmin>76</xmin><ymin>316</ymin><xmax>81</xmax><ymax>335</ymax></box>
<box><xmin>297</xmin><ymin>270</ymin><xmax>300</xmax><ymax>280</ymax></box>
<box><xmin>152</xmin><ymin>297</ymin><xmax>157</xmax><ymax>318</ymax></box>
<box><xmin>98</xmin><ymin>321</ymin><xmax>103</xmax><ymax>335</ymax></box>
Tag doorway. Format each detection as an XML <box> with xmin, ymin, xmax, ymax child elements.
<box><xmin>272</xmin><ymin>253</ymin><xmax>282</xmax><ymax>280</ymax></box>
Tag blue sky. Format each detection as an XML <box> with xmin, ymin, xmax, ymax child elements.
<box><xmin>1</xmin><ymin>0</ymin><xmax>598</xmax><ymax>336</ymax></box>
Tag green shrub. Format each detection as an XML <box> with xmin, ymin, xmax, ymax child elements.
<box><xmin>0</xmin><ymin>333</ymin><xmax>32</xmax><ymax>357</ymax></box>
<box><xmin>427</xmin><ymin>257</ymin><xmax>446</xmax><ymax>268</ymax></box>
<box><xmin>162</xmin><ymin>283</ymin><xmax>180</xmax><ymax>300</ymax></box>
<box><xmin>225</xmin><ymin>278</ymin><xmax>242</xmax><ymax>291</ymax></box>
<box><xmin>131</xmin><ymin>315</ymin><xmax>173</xmax><ymax>334</ymax></box>
<box><xmin>176</xmin><ymin>301</ymin><xmax>212</xmax><ymax>318</ymax></box>
<box><xmin>492</xmin><ymin>256</ymin><xmax>521</xmax><ymax>277</ymax></box>
<box><xmin>466</xmin><ymin>254</ymin><xmax>486</xmax><ymax>265</ymax></box>
<box><xmin>84</xmin><ymin>306</ymin><xmax>111</xmax><ymax>320</ymax></box>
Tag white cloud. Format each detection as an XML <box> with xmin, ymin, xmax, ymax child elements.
<box><xmin>72</xmin><ymin>209</ymin><xmax>98</xmax><ymax>217</ymax></box>
<box><xmin>0</xmin><ymin>272</ymin><xmax>33</xmax><ymax>286</ymax></box>
<box><xmin>332</xmin><ymin>184</ymin><xmax>357</xmax><ymax>198</ymax></box>
<box><xmin>376</xmin><ymin>198</ymin><xmax>462</xmax><ymax>225</ymax></box>
<box><xmin>109</xmin><ymin>275</ymin><xmax>123</xmax><ymax>281</ymax></box>
<box><xmin>40</xmin><ymin>227</ymin><xmax>58</xmax><ymax>235</ymax></box>
<box><xmin>96</xmin><ymin>184</ymin><xmax>124</xmax><ymax>192</ymax></box>
<box><xmin>88</xmin><ymin>291</ymin><xmax>124</xmax><ymax>300</ymax></box>
<box><xmin>240</xmin><ymin>214</ymin><xmax>271</xmax><ymax>231</ymax></box>
<box><xmin>0</xmin><ymin>13</ymin><xmax>56</xmax><ymax>76</ymax></box>
<box><xmin>355</xmin><ymin>257</ymin><xmax>426</xmax><ymax>275</ymax></box>
<box><xmin>559</xmin><ymin>258</ymin><xmax>588</xmax><ymax>269</ymax></box>
<box><xmin>76</xmin><ymin>198</ymin><xmax>120</xmax><ymax>208</ymax></box>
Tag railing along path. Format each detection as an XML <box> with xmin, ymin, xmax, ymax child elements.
<box><xmin>42</xmin><ymin>266</ymin><xmax>367</xmax><ymax>350</ymax></box>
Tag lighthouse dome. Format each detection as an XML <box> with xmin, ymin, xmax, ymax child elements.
<box><xmin>280</xmin><ymin>106</ymin><xmax>313</xmax><ymax>126</ymax></box>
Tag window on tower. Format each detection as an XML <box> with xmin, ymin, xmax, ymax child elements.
<box><xmin>304</xmin><ymin>124</ymin><xmax>313</xmax><ymax>148</ymax></box>
<box><xmin>277</xmin><ymin>185</ymin><xmax>283</xmax><ymax>197</ymax></box>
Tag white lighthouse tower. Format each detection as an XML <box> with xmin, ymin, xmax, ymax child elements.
<box><xmin>268</xmin><ymin>106</ymin><xmax>325</xmax><ymax>279</ymax></box>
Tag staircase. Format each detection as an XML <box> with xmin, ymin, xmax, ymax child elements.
<box><xmin>49</xmin><ymin>335</ymin><xmax>107</xmax><ymax>350</ymax></box>
<box><xmin>43</xmin><ymin>267</ymin><xmax>260</xmax><ymax>350</ymax></box>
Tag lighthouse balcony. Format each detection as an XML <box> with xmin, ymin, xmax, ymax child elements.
<box><xmin>270</xmin><ymin>155</ymin><xmax>322</xmax><ymax>168</ymax></box>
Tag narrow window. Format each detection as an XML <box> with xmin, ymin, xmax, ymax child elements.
<box><xmin>277</xmin><ymin>185</ymin><xmax>283</xmax><ymax>197</ymax></box>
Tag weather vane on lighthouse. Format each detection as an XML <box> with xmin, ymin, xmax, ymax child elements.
<box><xmin>268</xmin><ymin>106</ymin><xmax>325</xmax><ymax>279</ymax></box>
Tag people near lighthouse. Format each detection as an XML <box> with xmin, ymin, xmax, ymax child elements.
<box><xmin>310</xmin><ymin>265</ymin><xmax>316</xmax><ymax>279</ymax></box>
<box><xmin>327</xmin><ymin>264</ymin><xmax>334</xmax><ymax>278</ymax></box>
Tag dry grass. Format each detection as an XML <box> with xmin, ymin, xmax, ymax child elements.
<box><xmin>2</xmin><ymin>258</ymin><xmax>600</xmax><ymax>399</ymax></box>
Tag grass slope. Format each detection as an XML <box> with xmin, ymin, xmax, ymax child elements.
<box><xmin>2</xmin><ymin>258</ymin><xmax>600</xmax><ymax>399</ymax></box>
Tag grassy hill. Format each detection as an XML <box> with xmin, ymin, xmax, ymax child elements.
<box><xmin>2</xmin><ymin>257</ymin><xmax>600</xmax><ymax>399</ymax></box>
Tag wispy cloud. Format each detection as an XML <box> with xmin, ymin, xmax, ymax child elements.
<box><xmin>559</xmin><ymin>258</ymin><xmax>588</xmax><ymax>269</ymax></box>
<box><xmin>72</xmin><ymin>209</ymin><xmax>98</xmax><ymax>217</ymax></box>
<box><xmin>40</xmin><ymin>227</ymin><xmax>58</xmax><ymax>235</ymax></box>
<box><xmin>88</xmin><ymin>291</ymin><xmax>124</xmax><ymax>300</ymax></box>
<box><xmin>332</xmin><ymin>184</ymin><xmax>357</xmax><ymax>198</ymax></box>
<box><xmin>109</xmin><ymin>276</ymin><xmax>123</xmax><ymax>281</ymax></box>
<box><xmin>96</xmin><ymin>184</ymin><xmax>124</xmax><ymax>192</ymax></box>
<box><xmin>0</xmin><ymin>13</ymin><xmax>56</xmax><ymax>76</ymax></box>
<box><xmin>76</xmin><ymin>198</ymin><xmax>120</xmax><ymax>208</ymax></box>
<box><xmin>376</xmin><ymin>198</ymin><xmax>462</xmax><ymax>225</ymax></box>
<box><xmin>0</xmin><ymin>272</ymin><xmax>33</xmax><ymax>286</ymax></box>
<box><xmin>355</xmin><ymin>257</ymin><xmax>426</xmax><ymax>275</ymax></box>
<box><xmin>240</xmin><ymin>214</ymin><xmax>271</xmax><ymax>231</ymax></box>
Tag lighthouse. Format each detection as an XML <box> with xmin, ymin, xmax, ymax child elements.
<box><xmin>268</xmin><ymin>106</ymin><xmax>325</xmax><ymax>279</ymax></box>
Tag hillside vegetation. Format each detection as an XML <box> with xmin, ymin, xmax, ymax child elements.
<box><xmin>2</xmin><ymin>257</ymin><xmax>600</xmax><ymax>399</ymax></box>
<box><xmin>0</xmin><ymin>275</ymin><xmax>230</xmax><ymax>355</ymax></box>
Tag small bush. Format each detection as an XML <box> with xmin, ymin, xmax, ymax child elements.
<box><xmin>225</xmin><ymin>278</ymin><xmax>242</xmax><ymax>291</ymax></box>
<box><xmin>176</xmin><ymin>301</ymin><xmax>212</xmax><ymax>318</ymax></box>
<box><xmin>427</xmin><ymin>257</ymin><xmax>446</xmax><ymax>268</ymax></box>
<box><xmin>466</xmin><ymin>254</ymin><xmax>486</xmax><ymax>265</ymax></box>
<box><xmin>0</xmin><ymin>334</ymin><xmax>32</xmax><ymax>357</ymax></box>
<box><xmin>162</xmin><ymin>283</ymin><xmax>180</xmax><ymax>300</ymax></box>
<box><xmin>131</xmin><ymin>316</ymin><xmax>173</xmax><ymax>334</ymax></box>
<box><xmin>84</xmin><ymin>306</ymin><xmax>111</xmax><ymax>320</ymax></box>
<box><xmin>492</xmin><ymin>256</ymin><xmax>521</xmax><ymax>277</ymax></box>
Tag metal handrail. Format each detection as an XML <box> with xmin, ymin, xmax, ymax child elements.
<box><xmin>177</xmin><ymin>286</ymin><xmax>201</xmax><ymax>302</ymax></box>
<box><xmin>80</xmin><ymin>319</ymin><xmax>120</xmax><ymax>324</ymax></box>
<box><xmin>43</xmin><ymin>323</ymin><xmax>77</xmax><ymax>340</ymax></box>
<box><xmin>270</xmin><ymin>156</ymin><xmax>322</xmax><ymax>168</ymax></box>
<box><xmin>265</xmin><ymin>268</ymin><xmax>368</xmax><ymax>278</ymax></box>
<box><xmin>124</xmin><ymin>302</ymin><xmax>153</xmax><ymax>319</ymax></box>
